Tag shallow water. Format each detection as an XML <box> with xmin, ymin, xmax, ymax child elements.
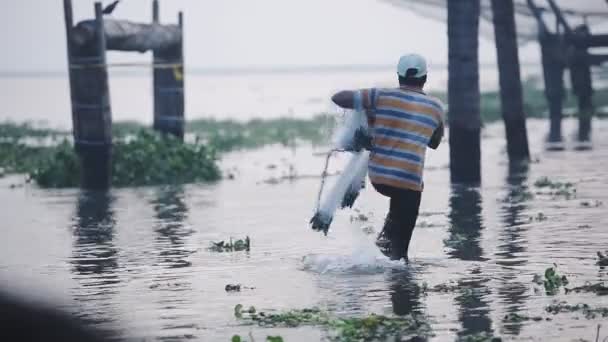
<box><xmin>1</xmin><ymin>118</ymin><xmax>608</xmax><ymax>341</ymax></box>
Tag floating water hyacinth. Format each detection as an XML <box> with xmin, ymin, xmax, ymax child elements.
<box><xmin>310</xmin><ymin>109</ymin><xmax>371</xmax><ymax>234</ymax></box>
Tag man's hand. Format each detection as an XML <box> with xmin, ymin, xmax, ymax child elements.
<box><xmin>428</xmin><ymin>122</ymin><xmax>444</xmax><ymax>149</ymax></box>
<box><xmin>331</xmin><ymin>91</ymin><xmax>355</xmax><ymax>109</ymax></box>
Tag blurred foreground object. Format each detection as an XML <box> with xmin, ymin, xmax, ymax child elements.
<box><xmin>0</xmin><ymin>291</ymin><xmax>110</xmax><ymax>342</ymax></box>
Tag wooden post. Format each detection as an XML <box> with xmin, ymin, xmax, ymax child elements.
<box><xmin>152</xmin><ymin>1</ymin><xmax>185</xmax><ymax>140</ymax></box>
<box><xmin>528</xmin><ymin>0</ymin><xmax>565</xmax><ymax>147</ymax></box>
<box><xmin>63</xmin><ymin>0</ymin><xmax>77</xmax><ymax>130</ymax></box>
<box><xmin>447</xmin><ymin>0</ymin><xmax>481</xmax><ymax>184</ymax></box>
<box><xmin>152</xmin><ymin>0</ymin><xmax>159</xmax><ymax>23</ymax></box>
<box><xmin>490</xmin><ymin>0</ymin><xmax>530</xmax><ymax>162</ymax></box>
<box><xmin>540</xmin><ymin>32</ymin><xmax>566</xmax><ymax>146</ymax></box>
<box><xmin>69</xmin><ymin>2</ymin><xmax>113</xmax><ymax>189</ymax></box>
<box><xmin>569</xmin><ymin>26</ymin><xmax>594</xmax><ymax>145</ymax></box>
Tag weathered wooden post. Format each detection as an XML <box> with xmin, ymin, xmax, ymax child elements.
<box><xmin>153</xmin><ymin>0</ymin><xmax>185</xmax><ymax>140</ymax></box>
<box><xmin>447</xmin><ymin>0</ymin><xmax>481</xmax><ymax>184</ymax></box>
<box><xmin>64</xmin><ymin>0</ymin><xmax>112</xmax><ymax>189</ymax></box>
<box><xmin>490</xmin><ymin>0</ymin><xmax>530</xmax><ymax>162</ymax></box>
<box><xmin>527</xmin><ymin>0</ymin><xmax>565</xmax><ymax>148</ymax></box>
<box><xmin>569</xmin><ymin>25</ymin><xmax>594</xmax><ymax>145</ymax></box>
<box><xmin>540</xmin><ymin>33</ymin><xmax>566</xmax><ymax>147</ymax></box>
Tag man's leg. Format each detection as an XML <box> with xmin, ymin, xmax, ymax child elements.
<box><xmin>373</xmin><ymin>183</ymin><xmax>422</xmax><ymax>260</ymax></box>
<box><xmin>389</xmin><ymin>190</ymin><xmax>421</xmax><ymax>260</ymax></box>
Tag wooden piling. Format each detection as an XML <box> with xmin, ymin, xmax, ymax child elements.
<box><xmin>490</xmin><ymin>0</ymin><xmax>530</xmax><ymax>162</ymax></box>
<box><xmin>569</xmin><ymin>26</ymin><xmax>594</xmax><ymax>144</ymax></box>
<box><xmin>67</xmin><ymin>2</ymin><xmax>113</xmax><ymax>189</ymax></box>
<box><xmin>152</xmin><ymin>1</ymin><xmax>185</xmax><ymax>140</ymax></box>
<box><xmin>447</xmin><ymin>0</ymin><xmax>481</xmax><ymax>184</ymax></box>
<box><xmin>540</xmin><ymin>33</ymin><xmax>566</xmax><ymax>145</ymax></box>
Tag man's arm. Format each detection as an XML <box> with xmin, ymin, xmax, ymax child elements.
<box><xmin>428</xmin><ymin>122</ymin><xmax>444</xmax><ymax>150</ymax></box>
<box><xmin>331</xmin><ymin>89</ymin><xmax>377</xmax><ymax>110</ymax></box>
<box><xmin>331</xmin><ymin>91</ymin><xmax>355</xmax><ymax>109</ymax></box>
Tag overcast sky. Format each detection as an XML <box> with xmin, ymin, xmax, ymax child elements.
<box><xmin>0</xmin><ymin>0</ymin><xmax>549</xmax><ymax>73</ymax></box>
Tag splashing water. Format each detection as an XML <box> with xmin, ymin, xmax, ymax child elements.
<box><xmin>302</xmin><ymin>223</ymin><xmax>406</xmax><ymax>274</ymax></box>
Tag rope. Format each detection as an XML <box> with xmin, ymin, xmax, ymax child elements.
<box><xmin>314</xmin><ymin>151</ymin><xmax>333</xmax><ymax>212</ymax></box>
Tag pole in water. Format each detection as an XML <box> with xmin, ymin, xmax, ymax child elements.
<box><xmin>70</xmin><ymin>2</ymin><xmax>113</xmax><ymax>189</ymax></box>
<box><xmin>152</xmin><ymin>3</ymin><xmax>185</xmax><ymax>140</ymax></box>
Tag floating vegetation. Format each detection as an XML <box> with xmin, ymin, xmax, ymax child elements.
<box><xmin>188</xmin><ymin>115</ymin><xmax>332</xmax><ymax>151</ymax></box>
<box><xmin>0</xmin><ymin>121</ymin><xmax>68</xmax><ymax>141</ymax></box>
<box><xmin>231</xmin><ymin>335</ymin><xmax>283</xmax><ymax>342</ymax></box>
<box><xmin>1</xmin><ymin>130</ymin><xmax>221</xmax><ymax>188</ymax></box>
<box><xmin>225</xmin><ymin>284</ymin><xmax>255</xmax><ymax>292</ymax></box>
<box><xmin>533</xmin><ymin>177</ymin><xmax>577</xmax><ymax>199</ymax></box>
<box><xmin>532</xmin><ymin>212</ymin><xmax>548</xmax><ymax>221</ymax></box>
<box><xmin>46</xmin><ymin>131</ymin><xmax>219</xmax><ymax>187</ymax></box>
<box><xmin>533</xmin><ymin>266</ymin><xmax>569</xmax><ymax>295</ymax></box>
<box><xmin>580</xmin><ymin>200</ymin><xmax>603</xmax><ymax>208</ymax></box>
<box><xmin>545</xmin><ymin>302</ymin><xmax>608</xmax><ymax>319</ymax></box>
<box><xmin>456</xmin><ymin>332</ymin><xmax>502</xmax><ymax>342</ymax></box>
<box><xmin>501</xmin><ymin>189</ymin><xmax>534</xmax><ymax>203</ymax></box>
<box><xmin>209</xmin><ymin>237</ymin><xmax>251</xmax><ymax>252</ymax></box>
<box><xmin>502</xmin><ymin>313</ymin><xmax>544</xmax><ymax>323</ymax></box>
<box><xmin>598</xmin><ymin>252</ymin><xmax>608</xmax><ymax>267</ymax></box>
<box><xmin>234</xmin><ymin>305</ymin><xmax>432</xmax><ymax>341</ymax></box>
<box><xmin>565</xmin><ymin>282</ymin><xmax>608</xmax><ymax>296</ymax></box>
<box><xmin>225</xmin><ymin>284</ymin><xmax>241</xmax><ymax>292</ymax></box>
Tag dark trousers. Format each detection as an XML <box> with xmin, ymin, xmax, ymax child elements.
<box><xmin>372</xmin><ymin>183</ymin><xmax>421</xmax><ymax>251</ymax></box>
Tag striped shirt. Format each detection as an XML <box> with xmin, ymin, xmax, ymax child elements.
<box><xmin>360</xmin><ymin>87</ymin><xmax>444</xmax><ymax>192</ymax></box>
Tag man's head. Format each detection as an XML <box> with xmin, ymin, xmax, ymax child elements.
<box><xmin>397</xmin><ymin>54</ymin><xmax>427</xmax><ymax>88</ymax></box>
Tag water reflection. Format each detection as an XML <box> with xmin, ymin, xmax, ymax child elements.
<box><xmin>149</xmin><ymin>186</ymin><xmax>198</xmax><ymax>340</ymax></box>
<box><xmin>446</xmin><ymin>186</ymin><xmax>485</xmax><ymax>261</ymax></box>
<box><xmin>497</xmin><ymin>162</ymin><xmax>531</xmax><ymax>336</ymax></box>
<box><xmin>151</xmin><ymin>186</ymin><xmax>194</xmax><ymax>269</ymax></box>
<box><xmin>447</xmin><ymin>186</ymin><xmax>494</xmax><ymax>339</ymax></box>
<box><xmin>387</xmin><ymin>269</ymin><xmax>424</xmax><ymax>317</ymax></box>
<box><xmin>70</xmin><ymin>190</ymin><xmax>119</xmax><ymax>326</ymax></box>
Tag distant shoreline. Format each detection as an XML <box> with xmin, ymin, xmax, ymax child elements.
<box><xmin>0</xmin><ymin>62</ymin><xmax>544</xmax><ymax>78</ymax></box>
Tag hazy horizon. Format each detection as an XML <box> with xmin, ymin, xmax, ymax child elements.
<box><xmin>1</xmin><ymin>0</ymin><xmax>548</xmax><ymax>74</ymax></box>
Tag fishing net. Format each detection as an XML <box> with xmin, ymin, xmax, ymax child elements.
<box><xmin>310</xmin><ymin>109</ymin><xmax>371</xmax><ymax>234</ymax></box>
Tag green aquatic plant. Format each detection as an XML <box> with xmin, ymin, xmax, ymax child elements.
<box><xmin>536</xmin><ymin>266</ymin><xmax>569</xmax><ymax>295</ymax></box>
<box><xmin>231</xmin><ymin>335</ymin><xmax>284</xmax><ymax>342</ymax></box>
<box><xmin>233</xmin><ymin>305</ymin><xmax>432</xmax><ymax>341</ymax></box>
<box><xmin>0</xmin><ymin>122</ymin><xmax>67</xmax><ymax>141</ymax></box>
<box><xmin>456</xmin><ymin>332</ymin><xmax>502</xmax><ymax>342</ymax></box>
<box><xmin>502</xmin><ymin>313</ymin><xmax>544</xmax><ymax>323</ymax></box>
<box><xmin>580</xmin><ymin>200</ymin><xmax>603</xmax><ymax>208</ymax></box>
<box><xmin>545</xmin><ymin>302</ymin><xmax>608</xmax><ymax>319</ymax></box>
<box><xmin>598</xmin><ymin>252</ymin><xmax>608</xmax><ymax>267</ymax></box>
<box><xmin>210</xmin><ymin>237</ymin><xmax>251</xmax><ymax>253</ymax></box>
<box><xmin>534</xmin><ymin>176</ymin><xmax>574</xmax><ymax>190</ymax></box>
<box><xmin>534</xmin><ymin>212</ymin><xmax>548</xmax><ymax>221</ymax></box>
<box><xmin>565</xmin><ymin>282</ymin><xmax>608</xmax><ymax>296</ymax></box>
<box><xmin>533</xmin><ymin>177</ymin><xmax>577</xmax><ymax>199</ymax></box>
<box><xmin>3</xmin><ymin>130</ymin><xmax>221</xmax><ymax>188</ymax></box>
<box><xmin>111</xmin><ymin>130</ymin><xmax>220</xmax><ymax>186</ymax></box>
<box><xmin>265</xmin><ymin>337</ymin><xmax>284</xmax><ymax>342</ymax></box>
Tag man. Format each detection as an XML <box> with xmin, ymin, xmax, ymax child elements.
<box><xmin>331</xmin><ymin>54</ymin><xmax>444</xmax><ymax>261</ymax></box>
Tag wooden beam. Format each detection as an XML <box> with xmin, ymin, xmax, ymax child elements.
<box><xmin>546</xmin><ymin>0</ymin><xmax>572</xmax><ymax>35</ymax></box>
<box><xmin>588</xmin><ymin>54</ymin><xmax>608</xmax><ymax>66</ymax></box>
<box><xmin>152</xmin><ymin>0</ymin><xmax>159</xmax><ymax>23</ymax></box>
<box><xmin>526</xmin><ymin>0</ymin><xmax>549</xmax><ymax>35</ymax></box>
